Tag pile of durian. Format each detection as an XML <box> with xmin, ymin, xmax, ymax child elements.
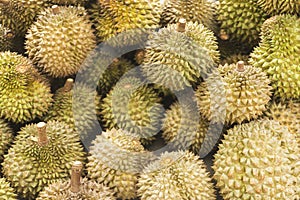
<box><xmin>0</xmin><ymin>0</ymin><xmax>299</xmax><ymax>199</ymax></box>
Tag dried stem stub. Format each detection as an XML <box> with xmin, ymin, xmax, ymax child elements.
<box><xmin>70</xmin><ymin>161</ymin><xmax>83</xmax><ymax>193</ymax></box>
<box><xmin>37</xmin><ymin>122</ymin><xmax>48</xmax><ymax>146</ymax></box>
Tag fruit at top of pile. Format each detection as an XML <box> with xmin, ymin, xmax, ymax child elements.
<box><xmin>213</xmin><ymin>119</ymin><xmax>300</xmax><ymax>199</ymax></box>
<box><xmin>37</xmin><ymin>161</ymin><xmax>116</xmax><ymax>200</ymax></box>
<box><xmin>0</xmin><ymin>178</ymin><xmax>17</xmax><ymax>199</ymax></box>
<box><xmin>87</xmin><ymin>128</ymin><xmax>153</xmax><ymax>199</ymax></box>
<box><xmin>217</xmin><ymin>0</ymin><xmax>268</xmax><ymax>46</ymax></box>
<box><xmin>160</xmin><ymin>0</ymin><xmax>217</xmax><ymax>31</ymax></box>
<box><xmin>2</xmin><ymin>121</ymin><xmax>86</xmax><ymax>199</ymax></box>
<box><xmin>195</xmin><ymin>61</ymin><xmax>272</xmax><ymax>125</ymax></box>
<box><xmin>138</xmin><ymin>150</ymin><xmax>216</xmax><ymax>200</ymax></box>
<box><xmin>25</xmin><ymin>5</ymin><xmax>96</xmax><ymax>78</ymax></box>
<box><xmin>0</xmin><ymin>24</ymin><xmax>14</xmax><ymax>51</ymax></box>
<box><xmin>249</xmin><ymin>14</ymin><xmax>300</xmax><ymax>99</ymax></box>
<box><xmin>141</xmin><ymin>19</ymin><xmax>220</xmax><ymax>91</ymax></box>
<box><xmin>0</xmin><ymin>119</ymin><xmax>13</xmax><ymax>162</ymax></box>
<box><xmin>99</xmin><ymin>76</ymin><xmax>163</xmax><ymax>143</ymax></box>
<box><xmin>0</xmin><ymin>51</ymin><xmax>52</xmax><ymax>123</ymax></box>
<box><xmin>257</xmin><ymin>0</ymin><xmax>299</xmax><ymax>15</ymax></box>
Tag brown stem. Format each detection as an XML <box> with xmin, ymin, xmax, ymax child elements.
<box><xmin>177</xmin><ymin>18</ymin><xmax>186</xmax><ymax>32</ymax></box>
<box><xmin>219</xmin><ymin>29</ymin><xmax>229</xmax><ymax>40</ymax></box>
<box><xmin>37</xmin><ymin>122</ymin><xmax>48</xmax><ymax>146</ymax></box>
<box><xmin>51</xmin><ymin>5</ymin><xmax>60</xmax><ymax>14</ymax></box>
<box><xmin>63</xmin><ymin>78</ymin><xmax>74</xmax><ymax>92</ymax></box>
<box><xmin>70</xmin><ymin>161</ymin><xmax>83</xmax><ymax>193</ymax></box>
<box><xmin>236</xmin><ymin>61</ymin><xmax>245</xmax><ymax>72</ymax></box>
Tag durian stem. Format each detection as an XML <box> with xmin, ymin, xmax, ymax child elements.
<box><xmin>51</xmin><ymin>5</ymin><xmax>60</xmax><ymax>14</ymax></box>
<box><xmin>177</xmin><ymin>18</ymin><xmax>186</xmax><ymax>32</ymax></box>
<box><xmin>219</xmin><ymin>29</ymin><xmax>229</xmax><ymax>40</ymax></box>
<box><xmin>70</xmin><ymin>161</ymin><xmax>83</xmax><ymax>193</ymax></box>
<box><xmin>63</xmin><ymin>78</ymin><xmax>74</xmax><ymax>92</ymax></box>
<box><xmin>37</xmin><ymin>122</ymin><xmax>48</xmax><ymax>146</ymax></box>
<box><xmin>236</xmin><ymin>61</ymin><xmax>245</xmax><ymax>72</ymax></box>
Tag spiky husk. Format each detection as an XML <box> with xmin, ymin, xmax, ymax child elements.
<box><xmin>195</xmin><ymin>62</ymin><xmax>272</xmax><ymax>125</ymax></box>
<box><xmin>249</xmin><ymin>15</ymin><xmax>300</xmax><ymax>99</ymax></box>
<box><xmin>2</xmin><ymin>121</ymin><xmax>86</xmax><ymax>199</ymax></box>
<box><xmin>141</xmin><ymin>21</ymin><xmax>219</xmax><ymax>91</ymax></box>
<box><xmin>217</xmin><ymin>0</ymin><xmax>268</xmax><ymax>46</ymax></box>
<box><xmin>0</xmin><ymin>119</ymin><xmax>13</xmax><ymax>162</ymax></box>
<box><xmin>0</xmin><ymin>178</ymin><xmax>17</xmax><ymax>199</ymax></box>
<box><xmin>257</xmin><ymin>0</ymin><xmax>299</xmax><ymax>15</ymax></box>
<box><xmin>0</xmin><ymin>51</ymin><xmax>52</xmax><ymax>123</ymax></box>
<box><xmin>0</xmin><ymin>24</ymin><xmax>14</xmax><ymax>51</ymax></box>
<box><xmin>37</xmin><ymin>178</ymin><xmax>116</xmax><ymax>200</ymax></box>
<box><xmin>99</xmin><ymin>76</ymin><xmax>163</xmax><ymax>143</ymax></box>
<box><xmin>138</xmin><ymin>150</ymin><xmax>216</xmax><ymax>200</ymax></box>
<box><xmin>87</xmin><ymin>128</ymin><xmax>153</xmax><ymax>199</ymax></box>
<box><xmin>160</xmin><ymin>0</ymin><xmax>217</xmax><ymax>31</ymax></box>
<box><xmin>25</xmin><ymin>6</ymin><xmax>96</xmax><ymax>78</ymax></box>
<box><xmin>213</xmin><ymin>120</ymin><xmax>300</xmax><ymax>199</ymax></box>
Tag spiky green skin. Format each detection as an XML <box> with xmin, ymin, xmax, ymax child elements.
<box><xmin>141</xmin><ymin>21</ymin><xmax>219</xmax><ymax>91</ymax></box>
<box><xmin>257</xmin><ymin>0</ymin><xmax>299</xmax><ymax>15</ymax></box>
<box><xmin>0</xmin><ymin>178</ymin><xmax>17</xmax><ymax>199</ymax></box>
<box><xmin>213</xmin><ymin>120</ymin><xmax>300</xmax><ymax>199</ymax></box>
<box><xmin>217</xmin><ymin>0</ymin><xmax>268</xmax><ymax>46</ymax></box>
<box><xmin>87</xmin><ymin>128</ymin><xmax>152</xmax><ymax>200</ymax></box>
<box><xmin>0</xmin><ymin>51</ymin><xmax>53</xmax><ymax>123</ymax></box>
<box><xmin>37</xmin><ymin>178</ymin><xmax>116</xmax><ymax>200</ymax></box>
<box><xmin>25</xmin><ymin>6</ymin><xmax>96</xmax><ymax>78</ymax></box>
<box><xmin>195</xmin><ymin>63</ymin><xmax>272</xmax><ymax>125</ymax></box>
<box><xmin>99</xmin><ymin>77</ymin><xmax>163</xmax><ymax>142</ymax></box>
<box><xmin>0</xmin><ymin>24</ymin><xmax>14</xmax><ymax>51</ymax></box>
<box><xmin>160</xmin><ymin>0</ymin><xmax>217</xmax><ymax>31</ymax></box>
<box><xmin>138</xmin><ymin>151</ymin><xmax>216</xmax><ymax>200</ymax></box>
<box><xmin>2</xmin><ymin>121</ymin><xmax>86</xmax><ymax>199</ymax></box>
<box><xmin>249</xmin><ymin>15</ymin><xmax>300</xmax><ymax>99</ymax></box>
<box><xmin>0</xmin><ymin>119</ymin><xmax>13</xmax><ymax>162</ymax></box>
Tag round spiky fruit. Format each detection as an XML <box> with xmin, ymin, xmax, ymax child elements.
<box><xmin>195</xmin><ymin>61</ymin><xmax>272</xmax><ymax>125</ymax></box>
<box><xmin>141</xmin><ymin>19</ymin><xmax>220</xmax><ymax>91</ymax></box>
<box><xmin>37</xmin><ymin>161</ymin><xmax>116</xmax><ymax>200</ymax></box>
<box><xmin>0</xmin><ymin>51</ymin><xmax>52</xmax><ymax>123</ymax></box>
<box><xmin>257</xmin><ymin>0</ymin><xmax>299</xmax><ymax>15</ymax></box>
<box><xmin>0</xmin><ymin>24</ymin><xmax>14</xmax><ymax>51</ymax></box>
<box><xmin>217</xmin><ymin>0</ymin><xmax>268</xmax><ymax>46</ymax></box>
<box><xmin>99</xmin><ymin>76</ymin><xmax>163</xmax><ymax>143</ymax></box>
<box><xmin>87</xmin><ymin>128</ymin><xmax>153</xmax><ymax>199</ymax></box>
<box><xmin>249</xmin><ymin>15</ymin><xmax>300</xmax><ymax>99</ymax></box>
<box><xmin>0</xmin><ymin>178</ymin><xmax>17</xmax><ymax>199</ymax></box>
<box><xmin>138</xmin><ymin>150</ymin><xmax>216</xmax><ymax>200</ymax></box>
<box><xmin>160</xmin><ymin>0</ymin><xmax>217</xmax><ymax>31</ymax></box>
<box><xmin>213</xmin><ymin>119</ymin><xmax>300</xmax><ymax>199</ymax></box>
<box><xmin>0</xmin><ymin>119</ymin><xmax>13</xmax><ymax>162</ymax></box>
<box><xmin>2</xmin><ymin>121</ymin><xmax>86</xmax><ymax>199</ymax></box>
<box><xmin>25</xmin><ymin>5</ymin><xmax>96</xmax><ymax>78</ymax></box>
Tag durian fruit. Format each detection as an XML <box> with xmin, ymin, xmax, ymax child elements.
<box><xmin>160</xmin><ymin>0</ymin><xmax>217</xmax><ymax>31</ymax></box>
<box><xmin>0</xmin><ymin>24</ymin><xmax>14</xmax><ymax>51</ymax></box>
<box><xmin>2</xmin><ymin>121</ymin><xmax>86</xmax><ymax>199</ymax></box>
<box><xmin>213</xmin><ymin>119</ymin><xmax>300</xmax><ymax>199</ymax></box>
<box><xmin>87</xmin><ymin>128</ymin><xmax>153</xmax><ymax>200</ymax></box>
<box><xmin>0</xmin><ymin>51</ymin><xmax>52</xmax><ymax>123</ymax></box>
<box><xmin>37</xmin><ymin>161</ymin><xmax>116</xmax><ymax>200</ymax></box>
<box><xmin>25</xmin><ymin>5</ymin><xmax>96</xmax><ymax>78</ymax></box>
<box><xmin>0</xmin><ymin>178</ymin><xmax>17</xmax><ymax>199</ymax></box>
<box><xmin>99</xmin><ymin>76</ymin><xmax>163</xmax><ymax>143</ymax></box>
<box><xmin>257</xmin><ymin>0</ymin><xmax>299</xmax><ymax>15</ymax></box>
<box><xmin>141</xmin><ymin>19</ymin><xmax>220</xmax><ymax>91</ymax></box>
<box><xmin>0</xmin><ymin>119</ymin><xmax>13</xmax><ymax>162</ymax></box>
<box><xmin>137</xmin><ymin>150</ymin><xmax>216</xmax><ymax>200</ymax></box>
<box><xmin>195</xmin><ymin>61</ymin><xmax>272</xmax><ymax>125</ymax></box>
<box><xmin>249</xmin><ymin>14</ymin><xmax>300</xmax><ymax>99</ymax></box>
<box><xmin>217</xmin><ymin>0</ymin><xmax>268</xmax><ymax>46</ymax></box>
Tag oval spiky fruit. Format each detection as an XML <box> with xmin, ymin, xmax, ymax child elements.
<box><xmin>0</xmin><ymin>51</ymin><xmax>52</xmax><ymax>123</ymax></box>
<box><xmin>257</xmin><ymin>0</ymin><xmax>299</xmax><ymax>15</ymax></box>
<box><xmin>37</xmin><ymin>178</ymin><xmax>116</xmax><ymax>200</ymax></box>
<box><xmin>249</xmin><ymin>15</ymin><xmax>300</xmax><ymax>99</ymax></box>
<box><xmin>0</xmin><ymin>119</ymin><xmax>13</xmax><ymax>162</ymax></box>
<box><xmin>213</xmin><ymin>120</ymin><xmax>300</xmax><ymax>199</ymax></box>
<box><xmin>2</xmin><ymin>121</ymin><xmax>86</xmax><ymax>199</ymax></box>
<box><xmin>0</xmin><ymin>24</ymin><xmax>14</xmax><ymax>51</ymax></box>
<box><xmin>87</xmin><ymin>128</ymin><xmax>153</xmax><ymax>200</ymax></box>
<box><xmin>195</xmin><ymin>61</ymin><xmax>272</xmax><ymax>125</ymax></box>
<box><xmin>25</xmin><ymin>6</ymin><xmax>96</xmax><ymax>78</ymax></box>
<box><xmin>138</xmin><ymin>150</ymin><xmax>216</xmax><ymax>200</ymax></box>
<box><xmin>0</xmin><ymin>178</ymin><xmax>17</xmax><ymax>199</ymax></box>
<box><xmin>141</xmin><ymin>21</ymin><xmax>219</xmax><ymax>91</ymax></box>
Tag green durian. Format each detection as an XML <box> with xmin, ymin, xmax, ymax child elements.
<box><xmin>195</xmin><ymin>61</ymin><xmax>272</xmax><ymax>125</ymax></box>
<box><xmin>138</xmin><ymin>150</ymin><xmax>216</xmax><ymax>200</ymax></box>
<box><xmin>217</xmin><ymin>0</ymin><xmax>268</xmax><ymax>46</ymax></box>
<box><xmin>99</xmin><ymin>76</ymin><xmax>163</xmax><ymax>143</ymax></box>
<box><xmin>257</xmin><ymin>0</ymin><xmax>299</xmax><ymax>15</ymax></box>
<box><xmin>25</xmin><ymin>5</ymin><xmax>96</xmax><ymax>78</ymax></box>
<box><xmin>0</xmin><ymin>178</ymin><xmax>17</xmax><ymax>199</ymax></box>
<box><xmin>37</xmin><ymin>161</ymin><xmax>116</xmax><ymax>200</ymax></box>
<box><xmin>87</xmin><ymin>128</ymin><xmax>153</xmax><ymax>200</ymax></box>
<box><xmin>141</xmin><ymin>20</ymin><xmax>220</xmax><ymax>91</ymax></box>
<box><xmin>0</xmin><ymin>24</ymin><xmax>14</xmax><ymax>51</ymax></box>
<box><xmin>0</xmin><ymin>51</ymin><xmax>53</xmax><ymax>123</ymax></box>
<box><xmin>249</xmin><ymin>14</ymin><xmax>300</xmax><ymax>99</ymax></box>
<box><xmin>2</xmin><ymin>121</ymin><xmax>86</xmax><ymax>199</ymax></box>
<box><xmin>213</xmin><ymin>119</ymin><xmax>300</xmax><ymax>199</ymax></box>
<box><xmin>0</xmin><ymin>119</ymin><xmax>13</xmax><ymax>162</ymax></box>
